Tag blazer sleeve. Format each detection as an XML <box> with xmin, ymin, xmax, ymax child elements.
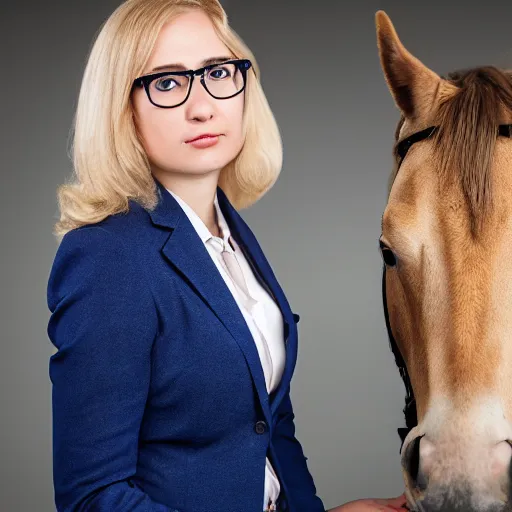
<box><xmin>272</xmin><ymin>385</ymin><xmax>326</xmax><ymax>512</ymax></box>
<box><xmin>47</xmin><ymin>226</ymin><xmax>172</xmax><ymax>512</ymax></box>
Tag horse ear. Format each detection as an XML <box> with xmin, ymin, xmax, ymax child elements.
<box><xmin>375</xmin><ymin>10</ymin><xmax>457</xmax><ymax>119</ymax></box>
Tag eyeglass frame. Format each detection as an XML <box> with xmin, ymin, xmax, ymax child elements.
<box><xmin>131</xmin><ymin>58</ymin><xmax>252</xmax><ymax>109</ymax></box>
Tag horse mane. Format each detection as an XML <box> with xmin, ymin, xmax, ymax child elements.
<box><xmin>391</xmin><ymin>66</ymin><xmax>512</xmax><ymax>236</ymax></box>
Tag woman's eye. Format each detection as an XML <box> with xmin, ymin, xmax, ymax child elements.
<box><xmin>379</xmin><ymin>240</ymin><xmax>397</xmax><ymax>267</ymax></box>
<box><xmin>154</xmin><ymin>77</ymin><xmax>179</xmax><ymax>91</ymax></box>
<box><xmin>209</xmin><ymin>67</ymin><xmax>230</xmax><ymax>80</ymax></box>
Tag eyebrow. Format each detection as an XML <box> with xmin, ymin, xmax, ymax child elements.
<box><xmin>148</xmin><ymin>56</ymin><xmax>234</xmax><ymax>73</ymax></box>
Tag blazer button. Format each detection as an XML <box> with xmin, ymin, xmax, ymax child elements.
<box><xmin>254</xmin><ymin>420</ymin><xmax>267</xmax><ymax>434</ymax></box>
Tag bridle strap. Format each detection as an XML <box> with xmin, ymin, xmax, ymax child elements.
<box><xmin>382</xmin><ymin>266</ymin><xmax>417</xmax><ymax>450</ymax></box>
<box><xmin>396</xmin><ymin>126</ymin><xmax>438</xmax><ymax>163</ymax></box>
<box><xmin>383</xmin><ymin>123</ymin><xmax>512</xmax><ymax>451</ymax></box>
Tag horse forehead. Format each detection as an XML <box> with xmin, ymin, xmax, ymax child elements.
<box><xmin>389</xmin><ymin>130</ymin><xmax>512</xmax><ymax>206</ymax></box>
<box><xmin>387</xmin><ymin>154</ymin><xmax>510</xmax><ymax>234</ymax></box>
<box><xmin>383</xmin><ymin>134</ymin><xmax>512</xmax><ymax>265</ymax></box>
<box><xmin>384</xmin><ymin>158</ymin><xmax>439</xmax><ymax>236</ymax></box>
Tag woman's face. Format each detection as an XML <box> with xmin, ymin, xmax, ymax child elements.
<box><xmin>131</xmin><ymin>9</ymin><xmax>246</xmax><ymax>178</ymax></box>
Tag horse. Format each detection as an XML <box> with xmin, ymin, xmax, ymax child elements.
<box><xmin>375</xmin><ymin>10</ymin><xmax>512</xmax><ymax>512</ymax></box>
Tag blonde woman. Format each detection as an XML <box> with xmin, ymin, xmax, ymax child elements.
<box><xmin>46</xmin><ymin>1</ymin><xmax>407</xmax><ymax>511</ymax></box>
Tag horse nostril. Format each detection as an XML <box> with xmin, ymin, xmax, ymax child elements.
<box><xmin>490</xmin><ymin>440</ymin><xmax>512</xmax><ymax>477</ymax></box>
<box><xmin>404</xmin><ymin>435</ymin><xmax>422</xmax><ymax>484</ymax></box>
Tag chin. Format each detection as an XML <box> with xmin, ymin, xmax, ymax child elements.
<box><xmin>184</xmin><ymin>152</ymin><xmax>238</xmax><ymax>173</ymax></box>
<box><xmin>179</xmin><ymin>160</ymin><xmax>231</xmax><ymax>176</ymax></box>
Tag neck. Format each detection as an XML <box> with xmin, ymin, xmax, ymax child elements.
<box><xmin>152</xmin><ymin>169</ymin><xmax>221</xmax><ymax>237</ymax></box>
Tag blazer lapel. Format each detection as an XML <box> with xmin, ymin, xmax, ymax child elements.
<box><xmin>148</xmin><ymin>177</ymin><xmax>272</xmax><ymax>423</ymax></box>
<box><xmin>216</xmin><ymin>187</ymin><xmax>299</xmax><ymax>416</ymax></box>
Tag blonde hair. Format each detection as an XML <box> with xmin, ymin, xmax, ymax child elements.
<box><xmin>53</xmin><ymin>0</ymin><xmax>282</xmax><ymax>241</ymax></box>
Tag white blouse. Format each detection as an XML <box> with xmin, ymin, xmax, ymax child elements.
<box><xmin>166</xmin><ymin>188</ymin><xmax>286</xmax><ymax>511</ymax></box>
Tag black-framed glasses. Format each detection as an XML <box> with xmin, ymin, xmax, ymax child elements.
<box><xmin>132</xmin><ymin>58</ymin><xmax>252</xmax><ymax>109</ymax></box>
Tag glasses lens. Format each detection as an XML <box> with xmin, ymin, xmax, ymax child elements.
<box><xmin>203</xmin><ymin>63</ymin><xmax>245</xmax><ymax>98</ymax></box>
<box><xmin>148</xmin><ymin>74</ymin><xmax>190</xmax><ymax>107</ymax></box>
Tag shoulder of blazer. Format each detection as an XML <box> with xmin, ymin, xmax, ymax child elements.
<box><xmin>72</xmin><ymin>199</ymin><xmax>169</xmax><ymax>247</ymax></box>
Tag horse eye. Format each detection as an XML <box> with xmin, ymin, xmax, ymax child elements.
<box><xmin>379</xmin><ymin>240</ymin><xmax>397</xmax><ymax>267</ymax></box>
<box><xmin>397</xmin><ymin>139</ymin><xmax>412</xmax><ymax>160</ymax></box>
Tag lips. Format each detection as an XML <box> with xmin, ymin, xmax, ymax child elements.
<box><xmin>185</xmin><ymin>133</ymin><xmax>221</xmax><ymax>143</ymax></box>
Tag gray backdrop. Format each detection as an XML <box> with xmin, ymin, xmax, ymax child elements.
<box><xmin>3</xmin><ymin>1</ymin><xmax>512</xmax><ymax>510</ymax></box>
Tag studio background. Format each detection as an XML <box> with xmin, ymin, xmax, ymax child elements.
<box><xmin>3</xmin><ymin>1</ymin><xmax>512</xmax><ymax>510</ymax></box>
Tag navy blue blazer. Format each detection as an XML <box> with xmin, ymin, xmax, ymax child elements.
<box><xmin>47</xmin><ymin>176</ymin><xmax>326</xmax><ymax>512</ymax></box>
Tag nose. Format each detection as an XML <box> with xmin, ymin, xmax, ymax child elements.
<box><xmin>187</xmin><ymin>74</ymin><xmax>215</xmax><ymax>104</ymax></box>
<box><xmin>185</xmin><ymin>81</ymin><xmax>215</xmax><ymax>121</ymax></box>
<box><xmin>402</xmin><ymin>436</ymin><xmax>512</xmax><ymax>511</ymax></box>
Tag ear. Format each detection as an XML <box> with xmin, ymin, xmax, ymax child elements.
<box><xmin>375</xmin><ymin>10</ymin><xmax>457</xmax><ymax>119</ymax></box>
